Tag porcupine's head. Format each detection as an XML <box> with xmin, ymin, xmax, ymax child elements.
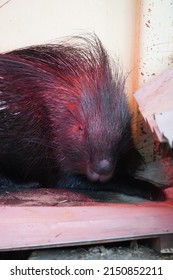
<box><xmin>8</xmin><ymin>34</ymin><xmax>132</xmax><ymax>183</ymax></box>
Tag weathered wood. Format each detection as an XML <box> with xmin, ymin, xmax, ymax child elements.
<box><xmin>155</xmin><ymin>110</ymin><xmax>173</xmax><ymax>147</ymax></box>
<box><xmin>0</xmin><ymin>188</ymin><xmax>172</xmax><ymax>252</ymax></box>
<box><xmin>0</xmin><ymin>187</ymin><xmax>148</xmax><ymax>207</ymax></box>
<box><xmin>134</xmin><ymin>67</ymin><xmax>173</xmax><ymax>144</ymax></box>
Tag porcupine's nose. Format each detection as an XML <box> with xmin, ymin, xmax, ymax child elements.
<box><xmin>95</xmin><ymin>159</ymin><xmax>113</xmax><ymax>175</ymax></box>
<box><xmin>87</xmin><ymin>159</ymin><xmax>114</xmax><ymax>183</ymax></box>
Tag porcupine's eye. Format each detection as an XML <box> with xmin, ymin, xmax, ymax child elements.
<box><xmin>79</xmin><ymin>125</ymin><xmax>84</xmax><ymax>133</ymax></box>
<box><xmin>71</xmin><ymin>124</ymin><xmax>85</xmax><ymax>140</ymax></box>
<box><xmin>78</xmin><ymin>125</ymin><xmax>85</xmax><ymax>139</ymax></box>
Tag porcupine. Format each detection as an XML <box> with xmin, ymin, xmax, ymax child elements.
<box><xmin>0</xmin><ymin>34</ymin><xmax>165</xmax><ymax>200</ymax></box>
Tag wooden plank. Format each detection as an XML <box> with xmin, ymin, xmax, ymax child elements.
<box><xmin>155</xmin><ymin>110</ymin><xmax>173</xmax><ymax>147</ymax></box>
<box><xmin>134</xmin><ymin>67</ymin><xmax>173</xmax><ymax>143</ymax></box>
<box><xmin>0</xmin><ymin>188</ymin><xmax>173</xmax><ymax>251</ymax></box>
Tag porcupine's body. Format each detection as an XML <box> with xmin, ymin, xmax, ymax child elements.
<box><xmin>0</xmin><ymin>35</ymin><xmax>165</xmax><ymax>200</ymax></box>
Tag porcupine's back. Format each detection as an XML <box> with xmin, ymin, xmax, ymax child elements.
<box><xmin>0</xmin><ymin>35</ymin><xmax>132</xmax><ymax>186</ymax></box>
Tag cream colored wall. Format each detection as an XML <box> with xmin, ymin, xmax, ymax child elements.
<box><xmin>0</xmin><ymin>0</ymin><xmax>137</xmax><ymax>75</ymax></box>
<box><xmin>138</xmin><ymin>0</ymin><xmax>173</xmax><ymax>86</ymax></box>
<box><xmin>1</xmin><ymin>0</ymin><xmax>173</xmax><ymax>91</ymax></box>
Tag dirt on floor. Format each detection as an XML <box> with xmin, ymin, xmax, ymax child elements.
<box><xmin>0</xmin><ymin>240</ymin><xmax>173</xmax><ymax>260</ymax></box>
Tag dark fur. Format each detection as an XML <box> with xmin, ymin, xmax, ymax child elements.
<box><xmin>0</xmin><ymin>35</ymin><xmax>165</xmax><ymax>200</ymax></box>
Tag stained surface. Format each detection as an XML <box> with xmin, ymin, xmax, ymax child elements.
<box><xmin>0</xmin><ymin>187</ymin><xmax>173</xmax><ymax>252</ymax></box>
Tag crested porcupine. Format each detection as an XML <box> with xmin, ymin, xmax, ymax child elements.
<box><xmin>0</xmin><ymin>34</ymin><xmax>165</xmax><ymax>200</ymax></box>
